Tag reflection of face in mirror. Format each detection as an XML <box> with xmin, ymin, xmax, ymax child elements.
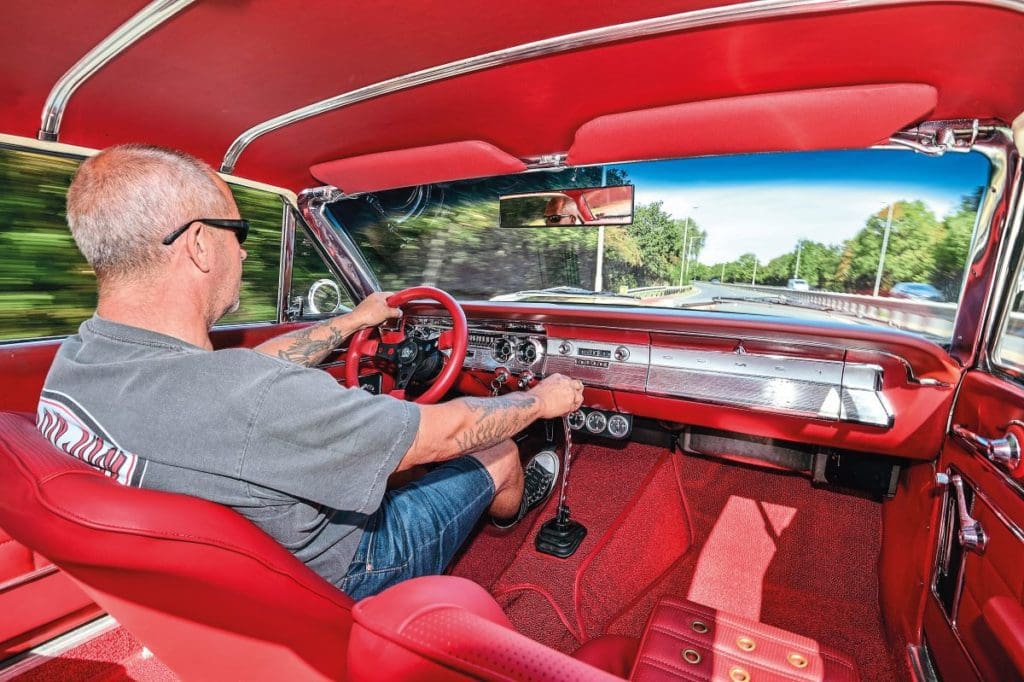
<box><xmin>499</xmin><ymin>184</ymin><xmax>634</xmax><ymax>228</ymax></box>
<box><xmin>544</xmin><ymin>195</ymin><xmax>582</xmax><ymax>226</ymax></box>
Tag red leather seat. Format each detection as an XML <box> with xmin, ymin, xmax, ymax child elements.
<box><xmin>0</xmin><ymin>412</ymin><xmax>623</xmax><ymax>680</ymax></box>
<box><xmin>0</xmin><ymin>412</ymin><xmax>354</xmax><ymax>680</ymax></box>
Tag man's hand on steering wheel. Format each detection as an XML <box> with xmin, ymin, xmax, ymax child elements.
<box><xmin>349</xmin><ymin>291</ymin><xmax>403</xmax><ymax>330</ymax></box>
<box><xmin>344</xmin><ymin>287</ymin><xmax>468</xmax><ymax>404</ymax></box>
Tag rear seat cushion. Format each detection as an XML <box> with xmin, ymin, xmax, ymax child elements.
<box><xmin>631</xmin><ymin>597</ymin><xmax>859</xmax><ymax>681</ymax></box>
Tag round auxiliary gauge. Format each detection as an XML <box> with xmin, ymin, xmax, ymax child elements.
<box><xmin>585</xmin><ymin>411</ymin><xmax>608</xmax><ymax>434</ymax></box>
<box><xmin>516</xmin><ymin>338</ymin><xmax>544</xmax><ymax>366</ymax></box>
<box><xmin>492</xmin><ymin>338</ymin><xmax>514</xmax><ymax>364</ymax></box>
<box><xmin>607</xmin><ymin>414</ymin><xmax>630</xmax><ymax>438</ymax></box>
<box><xmin>567</xmin><ymin>410</ymin><xmax>586</xmax><ymax>430</ymax></box>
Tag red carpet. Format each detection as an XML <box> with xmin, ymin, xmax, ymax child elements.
<box><xmin>449</xmin><ymin>441</ymin><xmax>906</xmax><ymax>682</ymax></box>
<box><xmin>11</xmin><ymin>624</ymin><xmax>177</xmax><ymax>681</ymax></box>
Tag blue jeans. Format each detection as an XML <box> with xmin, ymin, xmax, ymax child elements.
<box><xmin>340</xmin><ymin>455</ymin><xmax>495</xmax><ymax>600</ymax></box>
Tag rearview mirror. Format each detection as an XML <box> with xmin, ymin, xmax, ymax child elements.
<box><xmin>499</xmin><ymin>185</ymin><xmax>634</xmax><ymax>228</ymax></box>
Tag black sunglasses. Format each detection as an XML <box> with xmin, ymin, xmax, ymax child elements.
<box><xmin>545</xmin><ymin>214</ymin><xmax>578</xmax><ymax>225</ymax></box>
<box><xmin>161</xmin><ymin>218</ymin><xmax>250</xmax><ymax>246</ymax></box>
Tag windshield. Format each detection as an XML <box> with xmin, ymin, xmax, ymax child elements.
<box><xmin>329</xmin><ymin>149</ymin><xmax>990</xmax><ymax>344</ymax></box>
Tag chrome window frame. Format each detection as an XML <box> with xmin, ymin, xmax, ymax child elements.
<box><xmin>981</xmin><ymin>160</ymin><xmax>1024</xmax><ymax>381</ymax></box>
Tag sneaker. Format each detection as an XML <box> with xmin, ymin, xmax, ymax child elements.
<box><xmin>492</xmin><ymin>449</ymin><xmax>560</xmax><ymax>529</ymax></box>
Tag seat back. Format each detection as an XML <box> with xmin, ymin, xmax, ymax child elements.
<box><xmin>0</xmin><ymin>412</ymin><xmax>354</xmax><ymax>681</ymax></box>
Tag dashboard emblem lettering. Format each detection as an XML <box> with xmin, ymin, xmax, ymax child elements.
<box><xmin>575</xmin><ymin>358</ymin><xmax>609</xmax><ymax>368</ymax></box>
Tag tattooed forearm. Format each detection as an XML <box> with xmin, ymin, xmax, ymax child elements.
<box><xmin>274</xmin><ymin>324</ymin><xmax>344</xmax><ymax>366</ymax></box>
<box><xmin>454</xmin><ymin>393</ymin><xmax>539</xmax><ymax>454</ymax></box>
<box><xmin>253</xmin><ymin>317</ymin><xmax>353</xmax><ymax>367</ymax></box>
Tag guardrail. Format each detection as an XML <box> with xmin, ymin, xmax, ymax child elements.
<box><xmin>720</xmin><ymin>282</ymin><xmax>958</xmax><ymax>339</ymax></box>
<box><xmin>627</xmin><ymin>285</ymin><xmax>694</xmax><ymax>299</ymax></box>
<box><xmin>720</xmin><ymin>283</ymin><xmax>1024</xmax><ymax>365</ymax></box>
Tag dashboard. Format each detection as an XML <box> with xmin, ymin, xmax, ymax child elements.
<box><xmin>398</xmin><ymin>303</ymin><xmax>961</xmax><ymax>463</ymax></box>
<box><xmin>409</xmin><ymin>314</ymin><xmax>893</xmax><ymax>427</ymax></box>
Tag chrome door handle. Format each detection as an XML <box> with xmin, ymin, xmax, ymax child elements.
<box><xmin>951</xmin><ymin>424</ymin><xmax>1021</xmax><ymax>474</ymax></box>
<box><xmin>936</xmin><ymin>472</ymin><xmax>987</xmax><ymax>553</ymax></box>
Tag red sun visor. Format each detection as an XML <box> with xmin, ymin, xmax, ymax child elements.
<box><xmin>567</xmin><ymin>83</ymin><xmax>938</xmax><ymax>166</ymax></box>
<box><xmin>310</xmin><ymin>140</ymin><xmax>527</xmax><ymax>193</ymax></box>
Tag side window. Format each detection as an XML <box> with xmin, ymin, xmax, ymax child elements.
<box><xmin>216</xmin><ymin>184</ymin><xmax>283</xmax><ymax>326</ymax></box>
<box><xmin>993</xmin><ymin>268</ymin><xmax>1024</xmax><ymax>370</ymax></box>
<box><xmin>0</xmin><ymin>146</ymin><xmax>287</xmax><ymax>341</ymax></box>
<box><xmin>290</xmin><ymin>224</ymin><xmax>354</xmax><ymax>318</ymax></box>
<box><xmin>0</xmin><ymin>147</ymin><xmax>94</xmax><ymax>342</ymax></box>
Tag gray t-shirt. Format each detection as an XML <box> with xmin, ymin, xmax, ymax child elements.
<box><xmin>37</xmin><ymin>315</ymin><xmax>420</xmax><ymax>586</ymax></box>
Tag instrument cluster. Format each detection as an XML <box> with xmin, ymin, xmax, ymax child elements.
<box><xmin>469</xmin><ymin>332</ymin><xmax>545</xmax><ymax>373</ymax></box>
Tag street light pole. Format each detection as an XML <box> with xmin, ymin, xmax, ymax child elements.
<box><xmin>594</xmin><ymin>167</ymin><xmax>607</xmax><ymax>291</ymax></box>
<box><xmin>678</xmin><ymin>217</ymin><xmax>690</xmax><ymax>287</ymax></box>
<box><xmin>794</xmin><ymin>240</ymin><xmax>802</xmax><ymax>278</ymax></box>
<box><xmin>751</xmin><ymin>258</ymin><xmax>757</xmax><ymax>285</ymax></box>
<box><xmin>872</xmin><ymin>203</ymin><xmax>895</xmax><ymax>297</ymax></box>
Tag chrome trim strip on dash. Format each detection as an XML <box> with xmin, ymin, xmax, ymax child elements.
<box><xmin>542</xmin><ymin>339</ymin><xmax>650</xmax><ymax>391</ymax></box>
<box><xmin>218</xmin><ymin>0</ymin><xmax>1024</xmax><ymax>173</ymax></box>
<box><xmin>647</xmin><ymin>348</ymin><xmax>892</xmax><ymax>426</ymax></box>
<box><xmin>38</xmin><ymin>0</ymin><xmax>195</xmax><ymax>141</ymax></box>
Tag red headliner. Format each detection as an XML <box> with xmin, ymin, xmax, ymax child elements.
<box><xmin>3</xmin><ymin>1</ymin><xmax>1024</xmax><ymax>190</ymax></box>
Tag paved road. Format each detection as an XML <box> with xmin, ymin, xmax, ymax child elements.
<box><xmin>656</xmin><ymin>281</ymin><xmax>784</xmax><ymax>307</ymax></box>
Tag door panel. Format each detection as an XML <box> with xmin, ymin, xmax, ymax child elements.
<box><xmin>928</xmin><ymin>370</ymin><xmax>1024</xmax><ymax>681</ymax></box>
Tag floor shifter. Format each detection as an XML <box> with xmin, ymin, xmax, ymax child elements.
<box><xmin>535</xmin><ymin>415</ymin><xmax>587</xmax><ymax>558</ymax></box>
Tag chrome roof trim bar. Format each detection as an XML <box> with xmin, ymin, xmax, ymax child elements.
<box><xmin>38</xmin><ymin>0</ymin><xmax>194</xmax><ymax>142</ymax></box>
<box><xmin>219</xmin><ymin>0</ymin><xmax>1024</xmax><ymax>174</ymax></box>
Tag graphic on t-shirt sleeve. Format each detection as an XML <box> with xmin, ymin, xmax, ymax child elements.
<box><xmin>37</xmin><ymin>389</ymin><xmax>145</xmax><ymax>486</ymax></box>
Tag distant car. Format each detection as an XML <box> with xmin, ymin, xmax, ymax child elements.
<box><xmin>889</xmin><ymin>282</ymin><xmax>943</xmax><ymax>302</ymax></box>
<box><xmin>786</xmin><ymin>278</ymin><xmax>810</xmax><ymax>291</ymax></box>
<box><xmin>710</xmin><ymin>277</ymin><xmax>721</xmax><ymax>283</ymax></box>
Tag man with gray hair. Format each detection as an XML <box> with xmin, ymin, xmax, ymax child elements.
<box><xmin>38</xmin><ymin>144</ymin><xmax>583</xmax><ymax>599</ymax></box>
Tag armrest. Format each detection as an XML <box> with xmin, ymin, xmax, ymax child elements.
<box><xmin>349</xmin><ymin>576</ymin><xmax>623</xmax><ymax>681</ymax></box>
<box><xmin>983</xmin><ymin>596</ymin><xmax>1024</xmax><ymax>678</ymax></box>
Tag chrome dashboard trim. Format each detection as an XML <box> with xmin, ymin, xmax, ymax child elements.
<box><xmin>409</xmin><ymin>311</ymin><xmax>894</xmax><ymax>426</ymax></box>
<box><xmin>218</xmin><ymin>0</ymin><xmax>1024</xmax><ymax>174</ymax></box>
<box><xmin>543</xmin><ymin>339</ymin><xmax>650</xmax><ymax>391</ymax></box>
<box><xmin>646</xmin><ymin>347</ymin><xmax>891</xmax><ymax>426</ymax></box>
<box><xmin>38</xmin><ymin>0</ymin><xmax>195</xmax><ymax>141</ymax></box>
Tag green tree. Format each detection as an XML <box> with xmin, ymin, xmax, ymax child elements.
<box><xmin>835</xmin><ymin>201</ymin><xmax>941</xmax><ymax>293</ymax></box>
<box><xmin>933</xmin><ymin>188</ymin><xmax>982</xmax><ymax>299</ymax></box>
<box><xmin>627</xmin><ymin>201</ymin><xmax>684</xmax><ymax>283</ymax></box>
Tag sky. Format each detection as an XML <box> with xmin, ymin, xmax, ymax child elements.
<box><xmin>624</xmin><ymin>149</ymin><xmax>990</xmax><ymax>264</ymax></box>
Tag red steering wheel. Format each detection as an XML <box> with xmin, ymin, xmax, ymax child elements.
<box><xmin>344</xmin><ymin>286</ymin><xmax>468</xmax><ymax>404</ymax></box>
